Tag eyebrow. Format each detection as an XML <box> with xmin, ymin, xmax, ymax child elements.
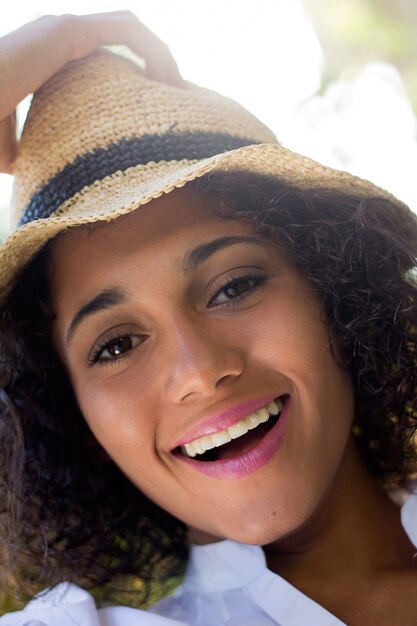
<box><xmin>66</xmin><ymin>236</ymin><xmax>265</xmax><ymax>344</ymax></box>
<box><xmin>182</xmin><ymin>235</ymin><xmax>265</xmax><ymax>273</ymax></box>
<box><xmin>66</xmin><ymin>287</ymin><xmax>131</xmax><ymax>344</ymax></box>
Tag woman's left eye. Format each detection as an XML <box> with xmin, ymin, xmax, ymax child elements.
<box><xmin>209</xmin><ymin>274</ymin><xmax>266</xmax><ymax>306</ymax></box>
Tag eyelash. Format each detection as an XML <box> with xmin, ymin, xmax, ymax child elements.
<box><xmin>208</xmin><ymin>272</ymin><xmax>267</xmax><ymax>307</ymax></box>
<box><xmin>88</xmin><ymin>272</ymin><xmax>268</xmax><ymax>366</ymax></box>
<box><xmin>87</xmin><ymin>331</ymin><xmax>144</xmax><ymax>367</ymax></box>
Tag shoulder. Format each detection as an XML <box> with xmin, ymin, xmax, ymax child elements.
<box><xmin>0</xmin><ymin>583</ymin><xmax>187</xmax><ymax>626</ymax></box>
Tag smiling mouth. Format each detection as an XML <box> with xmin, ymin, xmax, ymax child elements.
<box><xmin>174</xmin><ymin>396</ymin><xmax>286</xmax><ymax>462</ymax></box>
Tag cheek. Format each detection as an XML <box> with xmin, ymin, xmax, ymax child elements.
<box><xmin>247</xmin><ymin>299</ymin><xmax>355</xmax><ymax>462</ymax></box>
<box><xmin>243</xmin><ymin>294</ymin><xmax>335</xmax><ymax>385</ymax></box>
<box><xmin>73</xmin><ymin>372</ymin><xmax>157</xmax><ymax>459</ymax></box>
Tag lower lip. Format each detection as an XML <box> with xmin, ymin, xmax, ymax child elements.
<box><xmin>175</xmin><ymin>397</ymin><xmax>290</xmax><ymax>479</ymax></box>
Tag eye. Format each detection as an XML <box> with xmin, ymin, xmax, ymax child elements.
<box><xmin>209</xmin><ymin>274</ymin><xmax>267</xmax><ymax>306</ymax></box>
<box><xmin>88</xmin><ymin>333</ymin><xmax>143</xmax><ymax>366</ymax></box>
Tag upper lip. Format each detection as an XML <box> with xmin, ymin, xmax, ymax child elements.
<box><xmin>171</xmin><ymin>393</ymin><xmax>286</xmax><ymax>449</ymax></box>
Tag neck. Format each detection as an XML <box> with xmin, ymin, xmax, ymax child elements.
<box><xmin>264</xmin><ymin>439</ymin><xmax>413</xmax><ymax>588</ymax></box>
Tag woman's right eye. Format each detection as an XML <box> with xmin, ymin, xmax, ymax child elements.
<box><xmin>88</xmin><ymin>333</ymin><xmax>143</xmax><ymax>366</ymax></box>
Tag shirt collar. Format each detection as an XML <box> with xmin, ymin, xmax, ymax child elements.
<box><xmin>183</xmin><ymin>539</ymin><xmax>267</xmax><ymax>592</ymax></box>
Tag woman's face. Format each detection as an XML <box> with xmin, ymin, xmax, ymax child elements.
<box><xmin>51</xmin><ymin>187</ymin><xmax>355</xmax><ymax>545</ymax></box>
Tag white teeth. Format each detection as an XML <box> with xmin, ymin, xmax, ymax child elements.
<box><xmin>246</xmin><ymin>412</ymin><xmax>261</xmax><ymax>429</ymax></box>
<box><xmin>228</xmin><ymin>420</ymin><xmax>249</xmax><ymax>439</ymax></box>
<box><xmin>212</xmin><ymin>430</ymin><xmax>232</xmax><ymax>447</ymax></box>
<box><xmin>256</xmin><ymin>407</ymin><xmax>270</xmax><ymax>423</ymax></box>
<box><xmin>198</xmin><ymin>435</ymin><xmax>216</xmax><ymax>451</ymax></box>
<box><xmin>268</xmin><ymin>398</ymin><xmax>282</xmax><ymax>415</ymax></box>
<box><xmin>181</xmin><ymin>397</ymin><xmax>284</xmax><ymax>459</ymax></box>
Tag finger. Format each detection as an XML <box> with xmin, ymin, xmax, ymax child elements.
<box><xmin>77</xmin><ymin>12</ymin><xmax>184</xmax><ymax>87</ymax></box>
<box><xmin>0</xmin><ymin>15</ymin><xmax>84</xmax><ymax>120</ymax></box>
<box><xmin>0</xmin><ymin>112</ymin><xmax>17</xmax><ymax>173</ymax></box>
<box><xmin>0</xmin><ymin>12</ymin><xmax>183</xmax><ymax>121</ymax></box>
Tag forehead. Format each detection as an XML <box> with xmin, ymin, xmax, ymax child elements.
<box><xmin>53</xmin><ymin>188</ymin><xmax>217</xmax><ymax>263</ymax></box>
<box><xmin>49</xmin><ymin>186</ymin><xmax>260</xmax><ymax>296</ymax></box>
<box><xmin>54</xmin><ymin>187</ymin><xmax>215</xmax><ymax>252</ymax></box>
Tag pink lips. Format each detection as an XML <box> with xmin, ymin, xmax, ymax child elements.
<box><xmin>173</xmin><ymin>395</ymin><xmax>290</xmax><ymax>479</ymax></box>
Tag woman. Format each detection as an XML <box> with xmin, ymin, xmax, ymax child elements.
<box><xmin>0</xmin><ymin>12</ymin><xmax>416</xmax><ymax>626</ymax></box>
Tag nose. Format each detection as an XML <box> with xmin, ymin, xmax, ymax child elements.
<box><xmin>163</xmin><ymin>317</ymin><xmax>244</xmax><ymax>404</ymax></box>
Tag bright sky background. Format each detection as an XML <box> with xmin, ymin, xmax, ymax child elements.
<box><xmin>0</xmin><ymin>0</ymin><xmax>416</xmax><ymax>238</ymax></box>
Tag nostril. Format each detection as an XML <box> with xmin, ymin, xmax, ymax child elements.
<box><xmin>216</xmin><ymin>372</ymin><xmax>242</xmax><ymax>387</ymax></box>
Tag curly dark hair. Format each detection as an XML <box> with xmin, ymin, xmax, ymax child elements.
<box><xmin>0</xmin><ymin>172</ymin><xmax>416</xmax><ymax>603</ymax></box>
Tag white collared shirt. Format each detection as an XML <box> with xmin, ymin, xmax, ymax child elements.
<box><xmin>2</xmin><ymin>493</ymin><xmax>416</xmax><ymax>626</ymax></box>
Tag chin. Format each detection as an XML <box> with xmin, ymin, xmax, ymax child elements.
<box><xmin>206</xmin><ymin>501</ymin><xmax>310</xmax><ymax>547</ymax></box>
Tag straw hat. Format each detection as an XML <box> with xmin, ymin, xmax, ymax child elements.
<box><xmin>0</xmin><ymin>49</ymin><xmax>411</xmax><ymax>302</ymax></box>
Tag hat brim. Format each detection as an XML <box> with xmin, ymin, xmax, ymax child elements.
<box><xmin>0</xmin><ymin>142</ymin><xmax>409</xmax><ymax>302</ymax></box>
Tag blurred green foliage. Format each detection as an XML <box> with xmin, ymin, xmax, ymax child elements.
<box><xmin>303</xmin><ymin>0</ymin><xmax>417</xmax><ymax>111</ymax></box>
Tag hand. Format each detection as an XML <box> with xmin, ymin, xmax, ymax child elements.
<box><xmin>0</xmin><ymin>11</ymin><xmax>183</xmax><ymax>173</ymax></box>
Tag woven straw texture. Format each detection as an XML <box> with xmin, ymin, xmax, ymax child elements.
<box><xmin>0</xmin><ymin>49</ymin><xmax>411</xmax><ymax>302</ymax></box>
